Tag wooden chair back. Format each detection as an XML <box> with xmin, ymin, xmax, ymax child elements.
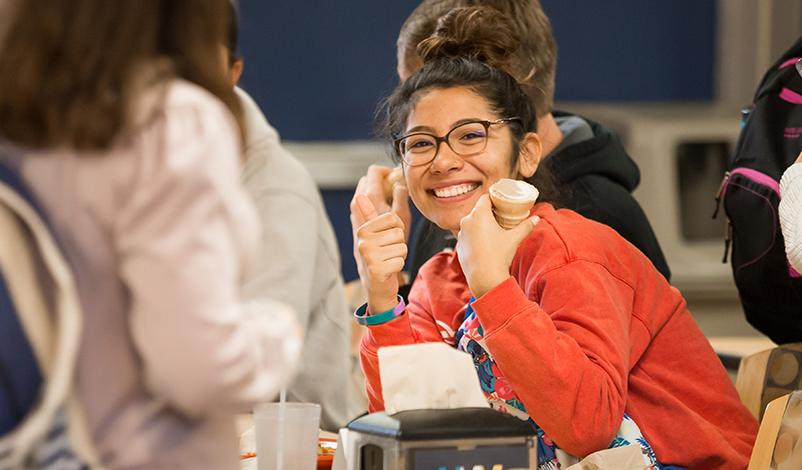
<box><xmin>748</xmin><ymin>391</ymin><xmax>802</xmax><ymax>469</ymax></box>
<box><xmin>736</xmin><ymin>343</ymin><xmax>802</xmax><ymax>420</ymax></box>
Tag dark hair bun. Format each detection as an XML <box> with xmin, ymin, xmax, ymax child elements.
<box><xmin>416</xmin><ymin>6</ymin><xmax>521</xmax><ymax>71</ymax></box>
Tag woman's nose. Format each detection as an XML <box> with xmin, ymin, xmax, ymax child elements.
<box><xmin>429</xmin><ymin>143</ymin><xmax>463</xmax><ymax>174</ymax></box>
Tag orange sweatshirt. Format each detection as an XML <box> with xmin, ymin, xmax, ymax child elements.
<box><xmin>360</xmin><ymin>204</ymin><xmax>757</xmax><ymax>470</ymax></box>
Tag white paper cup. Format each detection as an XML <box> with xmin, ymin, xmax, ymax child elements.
<box><xmin>254</xmin><ymin>402</ymin><xmax>321</xmax><ymax>470</ymax></box>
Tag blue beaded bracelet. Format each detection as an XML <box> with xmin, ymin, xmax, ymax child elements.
<box><xmin>354</xmin><ymin>296</ymin><xmax>406</xmax><ymax>326</ymax></box>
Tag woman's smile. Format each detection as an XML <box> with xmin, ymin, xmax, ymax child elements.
<box><xmin>430</xmin><ymin>181</ymin><xmax>480</xmax><ymax>199</ymax></box>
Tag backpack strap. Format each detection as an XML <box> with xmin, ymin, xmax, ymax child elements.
<box><xmin>0</xmin><ymin>162</ymin><xmax>101</xmax><ymax>468</ymax></box>
<box><xmin>771</xmin><ymin>36</ymin><xmax>802</xmax><ymax>71</ymax></box>
<box><xmin>752</xmin><ymin>35</ymin><xmax>802</xmax><ymax>102</ymax></box>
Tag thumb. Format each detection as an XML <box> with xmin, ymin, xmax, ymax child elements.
<box><xmin>391</xmin><ymin>184</ymin><xmax>411</xmax><ymax>228</ymax></box>
<box><xmin>355</xmin><ymin>194</ymin><xmax>379</xmax><ymax>222</ymax></box>
<box><xmin>474</xmin><ymin>194</ymin><xmax>492</xmax><ymax>213</ymax></box>
<box><xmin>510</xmin><ymin>214</ymin><xmax>539</xmax><ymax>243</ymax></box>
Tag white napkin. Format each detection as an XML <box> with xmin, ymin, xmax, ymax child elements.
<box><xmin>564</xmin><ymin>445</ymin><xmax>650</xmax><ymax>470</ymax></box>
<box><xmin>378</xmin><ymin>342</ymin><xmax>489</xmax><ymax>414</ymax></box>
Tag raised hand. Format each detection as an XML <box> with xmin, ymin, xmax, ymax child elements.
<box><xmin>350</xmin><ymin>194</ymin><xmax>408</xmax><ymax>313</ymax></box>
<box><xmin>456</xmin><ymin>194</ymin><xmax>539</xmax><ymax>298</ymax></box>
<box><xmin>351</xmin><ymin>165</ymin><xmax>411</xmax><ymax>241</ymax></box>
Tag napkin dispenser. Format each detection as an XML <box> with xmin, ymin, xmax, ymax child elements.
<box><xmin>343</xmin><ymin>407</ymin><xmax>536</xmax><ymax>470</ymax></box>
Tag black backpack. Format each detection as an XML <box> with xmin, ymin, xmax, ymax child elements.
<box><xmin>715</xmin><ymin>37</ymin><xmax>802</xmax><ymax>344</ymax></box>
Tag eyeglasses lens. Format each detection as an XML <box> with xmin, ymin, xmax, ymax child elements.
<box><xmin>400</xmin><ymin>121</ymin><xmax>488</xmax><ymax>166</ymax></box>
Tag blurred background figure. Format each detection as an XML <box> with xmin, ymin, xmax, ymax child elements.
<box><xmin>222</xmin><ymin>1</ymin><xmax>361</xmax><ymax>430</ymax></box>
<box><xmin>0</xmin><ymin>0</ymin><xmax>301</xmax><ymax>468</ymax></box>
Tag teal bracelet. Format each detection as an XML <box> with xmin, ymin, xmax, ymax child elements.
<box><xmin>354</xmin><ymin>296</ymin><xmax>405</xmax><ymax>326</ymax></box>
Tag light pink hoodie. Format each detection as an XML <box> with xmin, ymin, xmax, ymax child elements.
<box><xmin>12</xmin><ymin>80</ymin><xmax>300</xmax><ymax>469</ymax></box>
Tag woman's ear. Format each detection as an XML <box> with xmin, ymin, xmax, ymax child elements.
<box><xmin>516</xmin><ymin>132</ymin><xmax>543</xmax><ymax>179</ymax></box>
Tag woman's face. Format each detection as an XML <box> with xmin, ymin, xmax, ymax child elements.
<box><xmin>402</xmin><ymin>86</ymin><xmax>541</xmax><ymax>233</ymax></box>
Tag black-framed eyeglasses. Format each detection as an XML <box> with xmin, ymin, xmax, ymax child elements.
<box><xmin>393</xmin><ymin>117</ymin><xmax>521</xmax><ymax>167</ymax></box>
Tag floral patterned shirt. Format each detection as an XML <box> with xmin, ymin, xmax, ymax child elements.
<box><xmin>455</xmin><ymin>297</ymin><xmax>662</xmax><ymax>470</ymax></box>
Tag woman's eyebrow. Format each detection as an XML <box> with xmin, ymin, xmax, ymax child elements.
<box><xmin>405</xmin><ymin>117</ymin><xmax>484</xmax><ymax>134</ymax></box>
<box><xmin>451</xmin><ymin>117</ymin><xmax>483</xmax><ymax>127</ymax></box>
<box><xmin>404</xmin><ymin>125</ymin><xmax>436</xmax><ymax>134</ymax></box>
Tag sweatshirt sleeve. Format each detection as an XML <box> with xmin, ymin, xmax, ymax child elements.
<box><xmin>358</xmin><ymin>282</ymin><xmax>446</xmax><ymax>412</ymax></box>
<box><xmin>241</xmin><ymin>187</ymin><xmax>317</xmax><ymax>332</ymax></box>
<box><xmin>471</xmin><ymin>260</ymin><xmax>636</xmax><ymax>458</ymax></box>
<box><xmin>237</xmin><ymin>85</ymin><xmax>321</xmax><ymax>333</ymax></box>
<box><xmin>780</xmin><ymin>162</ymin><xmax>802</xmax><ymax>273</ymax></box>
<box><xmin>115</xmin><ymin>87</ymin><xmax>302</xmax><ymax>417</ymax></box>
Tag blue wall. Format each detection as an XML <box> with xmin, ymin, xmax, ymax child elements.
<box><xmin>238</xmin><ymin>1</ymin><xmax>417</xmax><ymax>141</ymax></box>
<box><xmin>544</xmin><ymin>1</ymin><xmax>716</xmax><ymax>102</ymax></box>
<box><xmin>237</xmin><ymin>0</ymin><xmax>717</xmax><ymax>281</ymax></box>
<box><xmin>239</xmin><ymin>0</ymin><xmax>716</xmax><ymax>141</ymax></box>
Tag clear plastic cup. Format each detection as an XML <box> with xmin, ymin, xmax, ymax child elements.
<box><xmin>254</xmin><ymin>402</ymin><xmax>321</xmax><ymax>470</ymax></box>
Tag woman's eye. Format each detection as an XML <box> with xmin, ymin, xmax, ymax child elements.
<box><xmin>459</xmin><ymin>131</ymin><xmax>485</xmax><ymax>142</ymax></box>
<box><xmin>407</xmin><ymin>139</ymin><xmax>434</xmax><ymax>151</ymax></box>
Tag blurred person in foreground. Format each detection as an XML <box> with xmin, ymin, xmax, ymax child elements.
<box><xmin>0</xmin><ymin>0</ymin><xmax>301</xmax><ymax>468</ymax></box>
<box><xmin>220</xmin><ymin>2</ymin><xmax>359</xmax><ymax>430</ymax></box>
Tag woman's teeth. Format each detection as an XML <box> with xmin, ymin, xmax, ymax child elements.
<box><xmin>433</xmin><ymin>183</ymin><xmax>479</xmax><ymax>198</ymax></box>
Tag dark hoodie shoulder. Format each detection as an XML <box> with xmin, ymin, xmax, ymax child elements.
<box><xmin>543</xmin><ymin>111</ymin><xmax>670</xmax><ymax>280</ymax></box>
<box><xmin>547</xmin><ymin>111</ymin><xmax>640</xmax><ymax>191</ymax></box>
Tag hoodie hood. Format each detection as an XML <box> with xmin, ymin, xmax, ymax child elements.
<box><xmin>545</xmin><ymin>111</ymin><xmax>641</xmax><ymax>192</ymax></box>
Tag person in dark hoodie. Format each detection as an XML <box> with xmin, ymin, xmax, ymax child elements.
<box><xmin>353</xmin><ymin>0</ymin><xmax>670</xmax><ymax>285</ymax></box>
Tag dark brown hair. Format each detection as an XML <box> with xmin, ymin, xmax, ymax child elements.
<box><xmin>378</xmin><ymin>6</ymin><xmax>560</xmax><ymax>205</ymax></box>
<box><xmin>417</xmin><ymin>7</ymin><xmax>521</xmax><ymax>75</ymax></box>
<box><xmin>0</xmin><ymin>0</ymin><xmax>242</xmax><ymax>151</ymax></box>
<box><xmin>226</xmin><ymin>0</ymin><xmax>242</xmax><ymax>65</ymax></box>
<box><xmin>397</xmin><ymin>0</ymin><xmax>557</xmax><ymax>117</ymax></box>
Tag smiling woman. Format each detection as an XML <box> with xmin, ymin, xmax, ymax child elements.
<box><xmin>395</xmin><ymin>87</ymin><xmax>539</xmax><ymax>234</ymax></box>
<box><xmin>349</xmin><ymin>6</ymin><xmax>758</xmax><ymax>470</ymax></box>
